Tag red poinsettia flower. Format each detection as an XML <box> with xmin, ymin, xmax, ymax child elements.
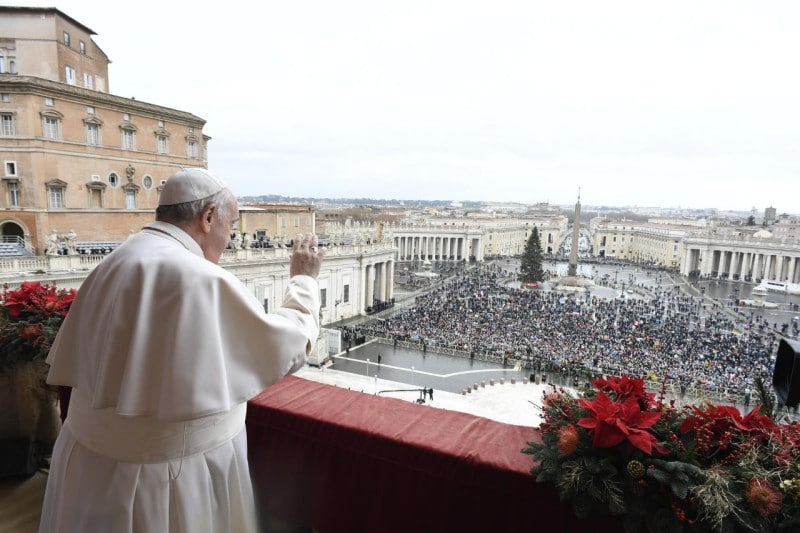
<box><xmin>739</xmin><ymin>406</ymin><xmax>779</xmax><ymax>432</ymax></box>
<box><xmin>578</xmin><ymin>391</ymin><xmax>666</xmax><ymax>455</ymax></box>
<box><xmin>679</xmin><ymin>404</ymin><xmax>777</xmax><ymax>437</ymax></box>
<box><xmin>592</xmin><ymin>375</ymin><xmax>656</xmax><ymax>405</ymax></box>
<box><xmin>1</xmin><ymin>281</ymin><xmax>76</xmax><ymax>364</ymax></box>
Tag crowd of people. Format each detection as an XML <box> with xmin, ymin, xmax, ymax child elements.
<box><xmin>350</xmin><ymin>264</ymin><xmax>781</xmax><ymax>397</ymax></box>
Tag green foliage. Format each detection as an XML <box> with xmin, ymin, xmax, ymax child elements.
<box><xmin>525</xmin><ymin>377</ymin><xmax>800</xmax><ymax>532</ymax></box>
<box><xmin>519</xmin><ymin>227</ymin><xmax>545</xmax><ymax>283</ymax></box>
<box><xmin>646</xmin><ymin>459</ymin><xmax>705</xmax><ymax>500</ymax></box>
<box><xmin>0</xmin><ymin>281</ymin><xmax>76</xmax><ymax>369</ymax></box>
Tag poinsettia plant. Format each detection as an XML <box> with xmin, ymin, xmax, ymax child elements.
<box><xmin>523</xmin><ymin>375</ymin><xmax>800</xmax><ymax>532</ymax></box>
<box><xmin>0</xmin><ymin>281</ymin><xmax>76</xmax><ymax>369</ymax></box>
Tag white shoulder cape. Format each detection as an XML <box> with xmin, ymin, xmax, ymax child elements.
<box><xmin>46</xmin><ymin>221</ymin><xmax>320</xmax><ymax>421</ymax></box>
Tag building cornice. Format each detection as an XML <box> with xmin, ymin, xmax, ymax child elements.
<box><xmin>0</xmin><ymin>75</ymin><xmax>206</xmax><ymax>126</ymax></box>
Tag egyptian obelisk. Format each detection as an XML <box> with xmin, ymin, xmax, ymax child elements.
<box><xmin>567</xmin><ymin>190</ymin><xmax>581</xmax><ymax>277</ymax></box>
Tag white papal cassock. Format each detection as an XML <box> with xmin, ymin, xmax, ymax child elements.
<box><xmin>39</xmin><ymin>221</ymin><xmax>320</xmax><ymax>533</ymax></box>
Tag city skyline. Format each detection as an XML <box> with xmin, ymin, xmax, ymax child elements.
<box><xmin>28</xmin><ymin>1</ymin><xmax>800</xmax><ymax>213</ymax></box>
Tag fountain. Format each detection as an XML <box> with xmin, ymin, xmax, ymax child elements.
<box><xmin>413</xmin><ymin>260</ymin><xmax>440</xmax><ymax>279</ymax></box>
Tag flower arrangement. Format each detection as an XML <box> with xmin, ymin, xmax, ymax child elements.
<box><xmin>522</xmin><ymin>375</ymin><xmax>800</xmax><ymax>532</ymax></box>
<box><xmin>0</xmin><ymin>281</ymin><xmax>76</xmax><ymax>369</ymax></box>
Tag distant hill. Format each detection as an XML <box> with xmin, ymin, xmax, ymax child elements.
<box><xmin>239</xmin><ymin>195</ymin><xmax>484</xmax><ymax>208</ymax></box>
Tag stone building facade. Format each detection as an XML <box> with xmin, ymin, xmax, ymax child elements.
<box><xmin>0</xmin><ymin>6</ymin><xmax>208</xmax><ymax>254</ymax></box>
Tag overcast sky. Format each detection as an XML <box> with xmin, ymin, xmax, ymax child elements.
<box><xmin>31</xmin><ymin>1</ymin><xmax>800</xmax><ymax>212</ymax></box>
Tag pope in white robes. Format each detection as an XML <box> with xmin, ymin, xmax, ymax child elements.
<box><xmin>39</xmin><ymin>168</ymin><xmax>323</xmax><ymax>533</ymax></box>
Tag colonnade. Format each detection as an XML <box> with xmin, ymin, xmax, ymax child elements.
<box><xmin>682</xmin><ymin>240</ymin><xmax>800</xmax><ymax>283</ymax></box>
<box><xmin>393</xmin><ymin>233</ymin><xmax>483</xmax><ymax>262</ymax></box>
<box><xmin>362</xmin><ymin>259</ymin><xmax>394</xmax><ymax>311</ymax></box>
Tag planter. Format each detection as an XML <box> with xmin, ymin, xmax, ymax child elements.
<box><xmin>0</xmin><ymin>362</ymin><xmax>61</xmax><ymax>453</ymax></box>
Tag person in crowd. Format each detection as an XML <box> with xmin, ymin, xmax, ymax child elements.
<box><xmin>39</xmin><ymin>167</ymin><xmax>324</xmax><ymax>533</ymax></box>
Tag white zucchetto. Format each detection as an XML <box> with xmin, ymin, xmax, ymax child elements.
<box><xmin>158</xmin><ymin>167</ymin><xmax>228</xmax><ymax>206</ymax></box>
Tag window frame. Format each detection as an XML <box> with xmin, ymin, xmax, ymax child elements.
<box><xmin>122</xmin><ymin>128</ymin><xmax>135</xmax><ymax>150</ymax></box>
<box><xmin>86</xmin><ymin>123</ymin><xmax>100</xmax><ymax>145</ymax></box>
<box><xmin>0</xmin><ymin>113</ymin><xmax>14</xmax><ymax>136</ymax></box>
<box><xmin>8</xmin><ymin>180</ymin><xmax>19</xmax><ymax>207</ymax></box>
<box><xmin>123</xmin><ymin>183</ymin><xmax>140</xmax><ymax>209</ymax></box>
<box><xmin>65</xmin><ymin>65</ymin><xmax>76</xmax><ymax>85</ymax></box>
<box><xmin>43</xmin><ymin>116</ymin><xmax>60</xmax><ymax>139</ymax></box>
<box><xmin>48</xmin><ymin>187</ymin><xmax>64</xmax><ymax>208</ymax></box>
<box><xmin>125</xmin><ymin>189</ymin><xmax>136</xmax><ymax>209</ymax></box>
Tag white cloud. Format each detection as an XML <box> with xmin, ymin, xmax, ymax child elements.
<box><xmin>36</xmin><ymin>0</ymin><xmax>800</xmax><ymax>212</ymax></box>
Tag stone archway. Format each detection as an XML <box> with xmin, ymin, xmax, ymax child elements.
<box><xmin>0</xmin><ymin>220</ymin><xmax>30</xmax><ymax>255</ymax></box>
<box><xmin>1</xmin><ymin>220</ymin><xmax>24</xmax><ymax>240</ymax></box>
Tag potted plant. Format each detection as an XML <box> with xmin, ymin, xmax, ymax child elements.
<box><xmin>0</xmin><ymin>281</ymin><xmax>76</xmax><ymax>453</ymax></box>
<box><xmin>523</xmin><ymin>375</ymin><xmax>800</xmax><ymax>532</ymax></box>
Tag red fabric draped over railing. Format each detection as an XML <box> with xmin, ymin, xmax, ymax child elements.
<box><xmin>246</xmin><ymin>376</ymin><xmax>623</xmax><ymax>532</ymax></box>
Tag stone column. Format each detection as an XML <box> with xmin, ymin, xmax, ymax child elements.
<box><xmin>376</xmin><ymin>262</ymin><xmax>385</xmax><ymax>302</ymax></box>
<box><xmin>360</xmin><ymin>263</ymin><xmax>368</xmax><ymax>314</ymax></box>
<box><xmin>366</xmin><ymin>264</ymin><xmax>375</xmax><ymax>309</ymax></box>
<box><xmin>737</xmin><ymin>251</ymin><xmax>743</xmax><ymax>277</ymax></box>
<box><xmin>386</xmin><ymin>260</ymin><xmax>394</xmax><ymax>300</ymax></box>
<box><xmin>764</xmin><ymin>254</ymin><xmax>773</xmax><ymax>280</ymax></box>
<box><xmin>699</xmin><ymin>249</ymin><xmax>709</xmax><ymax>276</ymax></box>
<box><xmin>679</xmin><ymin>248</ymin><xmax>688</xmax><ymax>275</ymax></box>
<box><xmin>742</xmin><ymin>252</ymin><xmax>751</xmax><ymax>279</ymax></box>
